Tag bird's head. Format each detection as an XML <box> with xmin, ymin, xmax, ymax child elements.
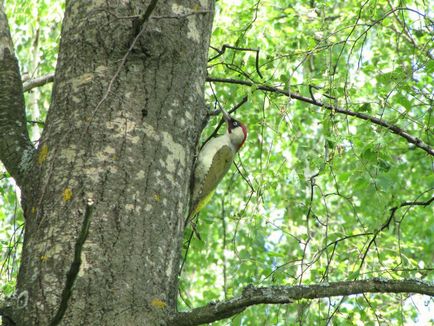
<box><xmin>221</xmin><ymin>108</ymin><xmax>247</xmax><ymax>150</ymax></box>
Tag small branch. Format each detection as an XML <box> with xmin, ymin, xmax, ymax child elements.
<box><xmin>233</xmin><ymin>160</ymin><xmax>255</xmax><ymax>194</ymax></box>
<box><xmin>49</xmin><ymin>200</ymin><xmax>94</xmax><ymax>326</ymax></box>
<box><xmin>170</xmin><ymin>279</ymin><xmax>434</xmax><ymax>326</ymax></box>
<box><xmin>179</xmin><ymin>228</ymin><xmax>195</xmax><ymax>276</ymax></box>
<box><xmin>209</xmin><ymin>44</ymin><xmax>263</xmax><ymax>79</ymax></box>
<box><xmin>23</xmin><ymin>73</ymin><xmax>55</xmax><ymax>92</ymax></box>
<box><xmin>202</xmin><ymin>96</ymin><xmax>248</xmax><ymax>147</ymax></box>
<box><xmin>0</xmin><ymin>8</ymin><xmax>35</xmax><ymax>189</ymax></box>
<box><xmin>306</xmin><ymin>172</ymin><xmax>320</xmax><ymax>225</ymax></box>
<box><xmin>206</xmin><ymin>77</ymin><xmax>434</xmax><ymax>157</ymax></box>
<box><xmin>27</xmin><ymin>120</ymin><xmax>45</xmax><ymax>126</ymax></box>
<box><xmin>358</xmin><ymin>196</ymin><xmax>434</xmax><ymax>272</ymax></box>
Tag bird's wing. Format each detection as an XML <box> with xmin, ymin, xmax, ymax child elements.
<box><xmin>199</xmin><ymin>144</ymin><xmax>234</xmax><ymax>198</ymax></box>
<box><xmin>191</xmin><ymin>145</ymin><xmax>234</xmax><ymax>214</ymax></box>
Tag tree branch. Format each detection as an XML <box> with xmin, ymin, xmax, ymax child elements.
<box><xmin>23</xmin><ymin>73</ymin><xmax>55</xmax><ymax>92</ymax></box>
<box><xmin>170</xmin><ymin>278</ymin><xmax>434</xmax><ymax>325</ymax></box>
<box><xmin>21</xmin><ymin>74</ymin><xmax>433</xmax><ymax>157</ymax></box>
<box><xmin>206</xmin><ymin>77</ymin><xmax>434</xmax><ymax>157</ymax></box>
<box><xmin>0</xmin><ymin>8</ymin><xmax>34</xmax><ymax>189</ymax></box>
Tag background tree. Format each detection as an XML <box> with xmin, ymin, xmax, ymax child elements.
<box><xmin>1</xmin><ymin>0</ymin><xmax>433</xmax><ymax>325</ymax></box>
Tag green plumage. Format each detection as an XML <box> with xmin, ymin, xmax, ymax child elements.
<box><xmin>189</xmin><ymin>144</ymin><xmax>234</xmax><ymax>217</ymax></box>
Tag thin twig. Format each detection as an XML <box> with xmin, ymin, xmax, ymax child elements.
<box><xmin>132</xmin><ymin>0</ymin><xmax>159</xmax><ymax>35</ymax></box>
<box><xmin>358</xmin><ymin>196</ymin><xmax>434</xmax><ymax>273</ymax></box>
<box><xmin>209</xmin><ymin>44</ymin><xmax>263</xmax><ymax>78</ymax></box>
<box><xmin>201</xmin><ymin>96</ymin><xmax>248</xmax><ymax>147</ymax></box>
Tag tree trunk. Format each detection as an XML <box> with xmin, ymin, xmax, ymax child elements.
<box><xmin>2</xmin><ymin>1</ymin><xmax>214</xmax><ymax>324</ymax></box>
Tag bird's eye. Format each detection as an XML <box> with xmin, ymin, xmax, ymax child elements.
<box><xmin>233</xmin><ymin>121</ymin><xmax>239</xmax><ymax>127</ymax></box>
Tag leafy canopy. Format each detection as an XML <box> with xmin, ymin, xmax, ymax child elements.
<box><xmin>181</xmin><ymin>0</ymin><xmax>433</xmax><ymax>324</ymax></box>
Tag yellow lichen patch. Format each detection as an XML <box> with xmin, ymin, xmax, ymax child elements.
<box><xmin>63</xmin><ymin>188</ymin><xmax>73</xmax><ymax>202</ymax></box>
<box><xmin>153</xmin><ymin>193</ymin><xmax>161</xmax><ymax>202</ymax></box>
<box><xmin>72</xmin><ymin>72</ymin><xmax>94</xmax><ymax>88</ymax></box>
<box><xmin>31</xmin><ymin>207</ymin><xmax>37</xmax><ymax>214</ymax></box>
<box><xmin>37</xmin><ymin>144</ymin><xmax>49</xmax><ymax>165</ymax></box>
<box><xmin>40</xmin><ymin>255</ymin><xmax>48</xmax><ymax>262</ymax></box>
<box><xmin>150</xmin><ymin>298</ymin><xmax>167</xmax><ymax>309</ymax></box>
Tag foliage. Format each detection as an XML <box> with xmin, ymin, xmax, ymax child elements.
<box><xmin>0</xmin><ymin>174</ymin><xmax>23</xmax><ymax>297</ymax></box>
<box><xmin>1</xmin><ymin>0</ymin><xmax>433</xmax><ymax>324</ymax></box>
<box><xmin>6</xmin><ymin>0</ymin><xmax>63</xmax><ymax>141</ymax></box>
<box><xmin>180</xmin><ymin>0</ymin><xmax>433</xmax><ymax>324</ymax></box>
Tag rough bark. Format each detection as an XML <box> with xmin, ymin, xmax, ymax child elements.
<box><xmin>1</xmin><ymin>1</ymin><xmax>214</xmax><ymax>325</ymax></box>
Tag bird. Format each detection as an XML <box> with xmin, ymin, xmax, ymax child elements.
<box><xmin>188</xmin><ymin>107</ymin><xmax>247</xmax><ymax>220</ymax></box>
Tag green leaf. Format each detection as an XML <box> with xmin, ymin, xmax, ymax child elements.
<box><xmin>359</xmin><ymin>102</ymin><xmax>372</xmax><ymax>112</ymax></box>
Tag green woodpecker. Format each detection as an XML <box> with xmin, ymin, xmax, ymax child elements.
<box><xmin>188</xmin><ymin>108</ymin><xmax>247</xmax><ymax>218</ymax></box>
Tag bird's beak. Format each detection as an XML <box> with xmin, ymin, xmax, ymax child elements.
<box><xmin>220</xmin><ymin>108</ymin><xmax>231</xmax><ymax>123</ymax></box>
